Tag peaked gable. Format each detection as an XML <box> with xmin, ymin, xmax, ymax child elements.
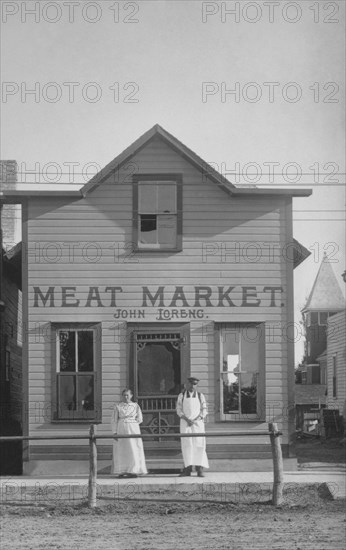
<box><xmin>303</xmin><ymin>255</ymin><xmax>346</xmax><ymax>312</ymax></box>
<box><xmin>80</xmin><ymin>124</ymin><xmax>311</xmax><ymax>198</ymax></box>
<box><xmin>80</xmin><ymin>124</ymin><xmax>236</xmax><ymax>197</ymax></box>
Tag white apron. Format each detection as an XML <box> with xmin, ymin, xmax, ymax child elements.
<box><xmin>180</xmin><ymin>393</ymin><xmax>209</xmax><ymax>469</ymax></box>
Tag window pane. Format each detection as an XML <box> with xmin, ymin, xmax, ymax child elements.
<box><xmin>158</xmin><ymin>184</ymin><xmax>176</xmax><ymax>213</ymax></box>
<box><xmin>59</xmin><ymin>375</ymin><xmax>76</xmax><ymax>412</ymax></box>
<box><xmin>157</xmin><ymin>215</ymin><xmax>177</xmax><ymax>247</ymax></box>
<box><xmin>223</xmin><ymin>377</ymin><xmax>240</xmax><ymax>413</ymax></box>
<box><xmin>78</xmin><ymin>331</ymin><xmax>94</xmax><ymax>372</ymax></box>
<box><xmin>140</xmin><ymin>215</ymin><xmax>157</xmax><ymax>244</ymax></box>
<box><xmin>319</xmin><ymin>312</ymin><xmax>328</xmax><ymax>325</ymax></box>
<box><xmin>221</xmin><ymin>329</ymin><xmax>240</xmax><ymax>414</ymax></box>
<box><xmin>240</xmin><ymin>328</ymin><xmax>260</xmax><ymax>415</ymax></box>
<box><xmin>78</xmin><ymin>375</ymin><xmax>94</xmax><ymax>411</ymax></box>
<box><xmin>311</xmin><ymin>312</ymin><xmax>318</xmax><ymax>325</ymax></box>
<box><xmin>59</xmin><ymin>331</ymin><xmax>76</xmax><ymax>372</ymax></box>
<box><xmin>240</xmin><ymin>372</ymin><xmax>257</xmax><ymax>415</ymax></box>
<box><xmin>137</xmin><ymin>341</ymin><xmax>181</xmax><ymax>396</ymax></box>
<box><xmin>139</xmin><ymin>183</ymin><xmax>157</xmax><ymax>213</ymax></box>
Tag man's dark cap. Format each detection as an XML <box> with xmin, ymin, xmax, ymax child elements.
<box><xmin>187</xmin><ymin>377</ymin><xmax>200</xmax><ymax>384</ymax></box>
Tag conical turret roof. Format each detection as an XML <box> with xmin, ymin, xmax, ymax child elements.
<box><xmin>302</xmin><ymin>254</ymin><xmax>345</xmax><ymax>312</ymax></box>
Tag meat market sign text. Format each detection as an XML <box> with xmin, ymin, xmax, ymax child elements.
<box><xmin>33</xmin><ymin>285</ymin><xmax>284</xmax><ymax>310</ymax></box>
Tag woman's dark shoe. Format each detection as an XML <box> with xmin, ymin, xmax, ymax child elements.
<box><xmin>179</xmin><ymin>467</ymin><xmax>192</xmax><ymax>477</ymax></box>
<box><xmin>196</xmin><ymin>466</ymin><xmax>205</xmax><ymax>477</ymax></box>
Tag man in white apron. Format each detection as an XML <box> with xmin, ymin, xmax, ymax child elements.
<box><xmin>176</xmin><ymin>377</ymin><xmax>209</xmax><ymax>477</ymax></box>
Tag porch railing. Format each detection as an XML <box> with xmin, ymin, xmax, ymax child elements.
<box><xmin>138</xmin><ymin>396</ymin><xmax>179</xmax><ymax>440</ymax></box>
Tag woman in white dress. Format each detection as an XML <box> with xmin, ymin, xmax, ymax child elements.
<box><xmin>111</xmin><ymin>389</ymin><xmax>147</xmax><ymax>478</ymax></box>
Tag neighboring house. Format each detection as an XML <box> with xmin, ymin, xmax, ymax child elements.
<box><xmin>0</xmin><ymin>160</ymin><xmax>23</xmax><ymax>473</ymax></box>
<box><xmin>297</xmin><ymin>256</ymin><xmax>345</xmax><ymax>437</ymax></box>
<box><xmin>326</xmin><ymin>310</ymin><xmax>346</xmax><ymax>415</ymax></box>
<box><xmin>0</xmin><ymin>244</ymin><xmax>23</xmax><ymax>474</ymax></box>
<box><xmin>1</xmin><ymin>124</ymin><xmax>312</xmax><ymax>474</ymax></box>
<box><xmin>301</xmin><ymin>255</ymin><xmax>345</xmax><ymax>365</ymax></box>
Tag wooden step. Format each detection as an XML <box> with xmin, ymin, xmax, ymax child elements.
<box><xmin>31</xmin><ymin>443</ymin><xmax>273</xmax><ymax>462</ymax></box>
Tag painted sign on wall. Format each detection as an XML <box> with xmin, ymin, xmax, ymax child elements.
<box><xmin>33</xmin><ymin>285</ymin><xmax>284</xmax><ymax>309</ymax></box>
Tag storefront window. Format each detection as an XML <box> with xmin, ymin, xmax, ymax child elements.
<box><xmin>219</xmin><ymin>324</ymin><xmax>265</xmax><ymax>420</ymax></box>
<box><xmin>52</xmin><ymin>324</ymin><xmax>101</xmax><ymax>421</ymax></box>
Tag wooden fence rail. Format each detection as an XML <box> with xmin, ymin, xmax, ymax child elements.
<box><xmin>0</xmin><ymin>423</ymin><xmax>284</xmax><ymax>507</ymax></box>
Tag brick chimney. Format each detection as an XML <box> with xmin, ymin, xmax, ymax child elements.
<box><xmin>0</xmin><ymin>161</ymin><xmax>20</xmax><ymax>250</ymax></box>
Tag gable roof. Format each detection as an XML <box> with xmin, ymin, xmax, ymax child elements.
<box><xmin>1</xmin><ymin>124</ymin><xmax>312</xmax><ymax>202</ymax></box>
<box><xmin>302</xmin><ymin>255</ymin><xmax>346</xmax><ymax>312</ymax></box>
<box><xmin>80</xmin><ymin>124</ymin><xmax>312</xmax><ymax>198</ymax></box>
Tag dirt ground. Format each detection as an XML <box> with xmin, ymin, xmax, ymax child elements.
<box><xmin>1</xmin><ymin>486</ymin><xmax>345</xmax><ymax>550</ymax></box>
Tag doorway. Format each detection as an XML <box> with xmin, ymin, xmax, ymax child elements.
<box><xmin>128</xmin><ymin>324</ymin><xmax>189</xmax><ymax>446</ymax></box>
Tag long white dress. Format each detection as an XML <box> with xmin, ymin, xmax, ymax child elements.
<box><xmin>110</xmin><ymin>402</ymin><xmax>148</xmax><ymax>475</ymax></box>
<box><xmin>176</xmin><ymin>391</ymin><xmax>209</xmax><ymax>469</ymax></box>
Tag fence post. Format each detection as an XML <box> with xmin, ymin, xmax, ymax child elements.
<box><xmin>268</xmin><ymin>422</ymin><xmax>283</xmax><ymax>506</ymax></box>
<box><xmin>88</xmin><ymin>424</ymin><xmax>97</xmax><ymax>508</ymax></box>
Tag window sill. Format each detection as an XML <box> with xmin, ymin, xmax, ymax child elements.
<box><xmin>134</xmin><ymin>247</ymin><xmax>182</xmax><ymax>254</ymax></box>
<box><xmin>214</xmin><ymin>419</ymin><xmax>266</xmax><ymax>424</ymax></box>
<box><xmin>51</xmin><ymin>419</ymin><xmax>102</xmax><ymax>424</ymax></box>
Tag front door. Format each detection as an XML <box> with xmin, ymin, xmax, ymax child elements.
<box><xmin>129</xmin><ymin>324</ymin><xmax>189</xmax><ymax>445</ymax></box>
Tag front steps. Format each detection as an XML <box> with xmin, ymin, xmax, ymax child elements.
<box><xmin>24</xmin><ymin>443</ymin><xmax>297</xmax><ymax>475</ymax></box>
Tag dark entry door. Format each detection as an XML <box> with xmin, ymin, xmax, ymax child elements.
<box><xmin>130</xmin><ymin>325</ymin><xmax>189</xmax><ymax>443</ymax></box>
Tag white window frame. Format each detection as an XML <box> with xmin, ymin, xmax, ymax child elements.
<box><xmin>138</xmin><ymin>181</ymin><xmax>177</xmax><ymax>250</ymax></box>
<box><xmin>52</xmin><ymin>323</ymin><xmax>101</xmax><ymax>422</ymax></box>
<box><xmin>219</xmin><ymin>324</ymin><xmax>265</xmax><ymax>421</ymax></box>
<box><xmin>133</xmin><ymin>174</ymin><xmax>183</xmax><ymax>253</ymax></box>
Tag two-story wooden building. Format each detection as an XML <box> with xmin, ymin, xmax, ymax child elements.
<box><xmin>1</xmin><ymin>125</ymin><xmax>312</xmax><ymax>473</ymax></box>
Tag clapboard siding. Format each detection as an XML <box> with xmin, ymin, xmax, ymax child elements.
<box><xmin>327</xmin><ymin>311</ymin><xmax>346</xmax><ymax>412</ymax></box>
<box><xmin>25</xmin><ymin>135</ymin><xmax>292</xmax><ymax>452</ymax></box>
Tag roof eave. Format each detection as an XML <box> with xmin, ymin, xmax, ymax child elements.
<box><xmin>80</xmin><ymin>124</ymin><xmax>313</xmax><ymax>198</ymax></box>
<box><xmin>232</xmin><ymin>188</ymin><xmax>312</xmax><ymax>197</ymax></box>
<box><xmin>0</xmin><ymin>189</ymin><xmax>82</xmax><ymax>203</ymax></box>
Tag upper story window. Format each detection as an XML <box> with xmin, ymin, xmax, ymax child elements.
<box><xmin>133</xmin><ymin>174</ymin><xmax>182</xmax><ymax>252</ymax></box>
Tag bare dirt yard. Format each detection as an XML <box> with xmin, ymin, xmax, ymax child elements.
<box><xmin>1</xmin><ymin>485</ymin><xmax>345</xmax><ymax>550</ymax></box>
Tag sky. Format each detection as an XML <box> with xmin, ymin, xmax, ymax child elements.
<box><xmin>1</xmin><ymin>0</ymin><xmax>345</xmax><ymax>364</ymax></box>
